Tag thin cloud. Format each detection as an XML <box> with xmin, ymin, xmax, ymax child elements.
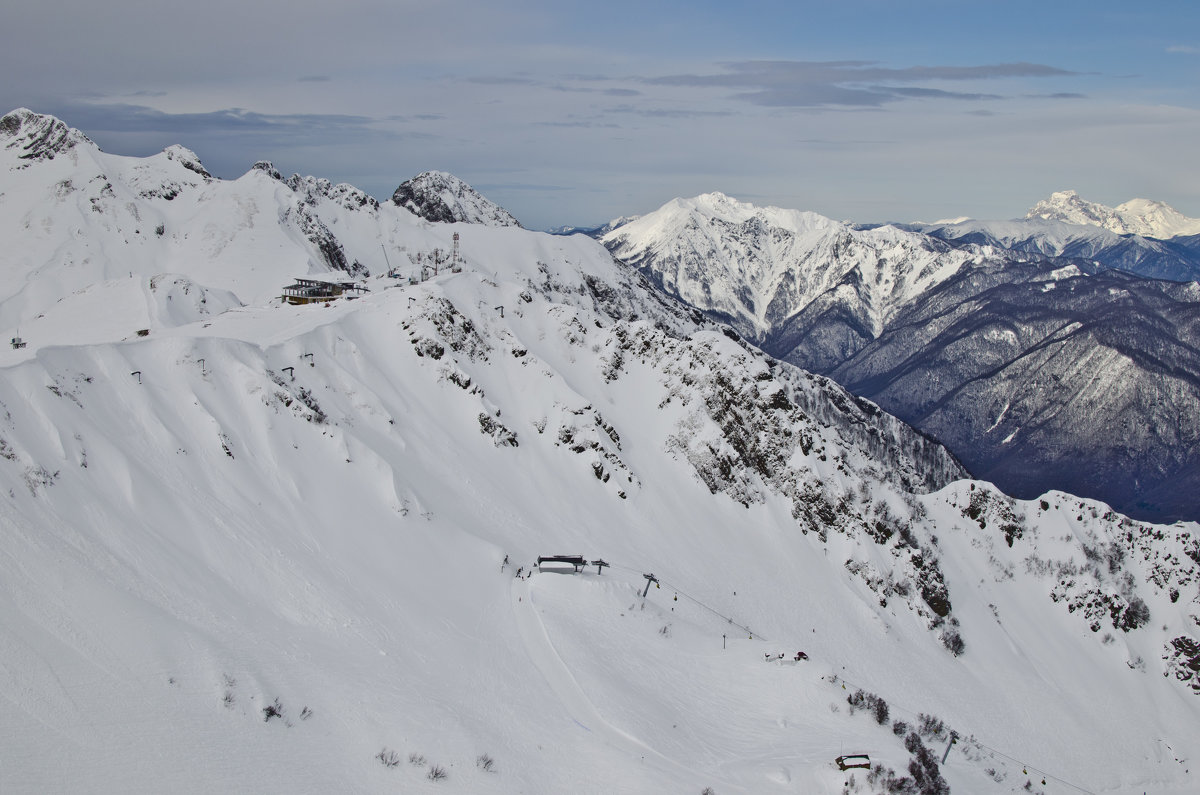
<box><xmin>465</xmin><ymin>76</ymin><xmax>538</xmax><ymax>85</ymax></box>
<box><xmin>1025</xmin><ymin>92</ymin><xmax>1087</xmax><ymax>99</ymax></box>
<box><xmin>385</xmin><ymin>113</ymin><xmax>446</xmax><ymax>122</ymax></box>
<box><xmin>733</xmin><ymin>85</ymin><xmax>894</xmax><ymax>108</ymax></box>
<box><xmin>646</xmin><ymin>59</ymin><xmax>1077</xmax><ymax>108</ymax></box>
<box><xmin>1167</xmin><ymin>45</ymin><xmax>1200</xmax><ymax>54</ymax></box>
<box><xmin>549</xmin><ymin>84</ymin><xmax>641</xmax><ymax>97</ymax></box>
<box><xmin>44</xmin><ymin>102</ymin><xmax>383</xmax><ymax>139</ymax></box>
<box><xmin>533</xmin><ymin>120</ymin><xmax>622</xmax><ymax>128</ymax></box>
<box><xmin>609</xmin><ymin>105</ymin><xmax>735</xmax><ymax>118</ymax></box>
<box><xmin>560</xmin><ymin>74</ymin><xmax>619</xmax><ymax>82</ymax></box>
<box><xmin>796</xmin><ymin>137</ymin><xmax>894</xmax><ymax>146</ymax></box>
<box><xmin>874</xmin><ymin>86</ymin><xmax>1003</xmax><ymax>101</ymax></box>
<box><xmin>298</xmin><ymin>75</ymin><xmax>332</xmax><ymax>83</ymax></box>
<box><xmin>473</xmin><ymin>182</ymin><xmax>572</xmax><ymax>192</ymax></box>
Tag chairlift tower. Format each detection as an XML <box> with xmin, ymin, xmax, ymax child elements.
<box><xmin>381</xmin><ymin>243</ymin><xmax>394</xmax><ymax>277</ymax></box>
<box><xmin>451</xmin><ymin>232</ymin><xmax>463</xmax><ymax>271</ymax></box>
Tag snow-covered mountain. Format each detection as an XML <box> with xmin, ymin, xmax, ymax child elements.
<box><xmin>605</xmin><ymin>192</ymin><xmax>1200</xmax><ymax>522</ymax></box>
<box><xmin>1026</xmin><ymin>189</ymin><xmax>1200</xmax><ymax>239</ymax></box>
<box><xmin>911</xmin><ymin>217</ymin><xmax>1200</xmax><ymax>283</ymax></box>
<box><xmin>2</xmin><ymin>110</ymin><xmax>1200</xmax><ymax>794</ymax></box>
<box><xmin>547</xmin><ymin>214</ymin><xmax>640</xmax><ymax>238</ymax></box>
<box><xmin>602</xmin><ymin>192</ymin><xmax>992</xmax><ymax>372</ymax></box>
<box><xmin>392</xmin><ymin>170</ymin><xmax>522</xmax><ymax>228</ymax></box>
<box><xmin>831</xmin><ymin>261</ymin><xmax>1200</xmax><ymax>521</ymax></box>
<box><xmin>0</xmin><ymin>108</ymin><xmax>397</xmax><ymax>342</ymax></box>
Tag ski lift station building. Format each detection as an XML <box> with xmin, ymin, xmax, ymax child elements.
<box><xmin>281</xmin><ymin>276</ymin><xmax>368</xmax><ymax>305</ymax></box>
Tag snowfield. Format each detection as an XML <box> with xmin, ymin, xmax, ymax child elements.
<box><xmin>1</xmin><ymin>109</ymin><xmax>1198</xmax><ymax>794</ymax></box>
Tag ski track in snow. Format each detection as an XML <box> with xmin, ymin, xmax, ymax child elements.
<box><xmin>511</xmin><ymin>574</ymin><xmax>684</xmax><ymax>773</ymax></box>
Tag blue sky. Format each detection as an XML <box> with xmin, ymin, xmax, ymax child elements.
<box><xmin>4</xmin><ymin>1</ymin><xmax>1199</xmax><ymax>229</ymax></box>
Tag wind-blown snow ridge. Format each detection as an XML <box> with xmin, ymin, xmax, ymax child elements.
<box><xmin>1026</xmin><ymin>189</ymin><xmax>1200</xmax><ymax>238</ymax></box>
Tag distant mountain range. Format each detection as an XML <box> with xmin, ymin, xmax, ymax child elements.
<box><xmin>902</xmin><ymin>216</ymin><xmax>1200</xmax><ymax>283</ymax></box>
<box><xmin>1025</xmin><ymin>189</ymin><xmax>1200</xmax><ymax>238</ymax></box>
<box><xmin>603</xmin><ymin>192</ymin><xmax>1200</xmax><ymax>521</ymax></box>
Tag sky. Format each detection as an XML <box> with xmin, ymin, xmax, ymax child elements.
<box><xmin>4</xmin><ymin>0</ymin><xmax>1200</xmax><ymax>229</ymax></box>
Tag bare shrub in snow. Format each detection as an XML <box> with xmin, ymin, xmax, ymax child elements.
<box><xmin>476</xmin><ymin>753</ymin><xmax>496</xmax><ymax>772</ymax></box>
<box><xmin>479</xmin><ymin>413</ymin><xmax>518</xmax><ymax>447</ymax></box>
<box><xmin>847</xmin><ymin>688</ymin><xmax>889</xmax><ymax>725</ymax></box>
<box><xmin>222</xmin><ymin>673</ymin><xmax>236</xmax><ymax>708</ymax></box>
<box><xmin>376</xmin><ymin>748</ymin><xmax>400</xmax><ymax>768</ymax></box>
<box><xmin>941</xmin><ymin>627</ymin><xmax>966</xmax><ymax>656</ymax></box>
<box><xmin>262</xmin><ymin>697</ymin><xmax>285</xmax><ymax>723</ymax></box>
<box><xmin>427</xmin><ymin>764</ymin><xmax>448</xmax><ymax>781</ymax></box>
<box><xmin>917</xmin><ymin>713</ymin><xmax>947</xmax><ymax>742</ymax></box>
<box><xmin>1120</xmin><ymin>596</ymin><xmax>1151</xmax><ymax>631</ymax></box>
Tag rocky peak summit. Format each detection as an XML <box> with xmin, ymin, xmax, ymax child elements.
<box><xmin>161</xmin><ymin>144</ymin><xmax>211</xmax><ymax>179</ymax></box>
<box><xmin>1</xmin><ymin>108</ymin><xmax>94</xmax><ymax>163</ymax></box>
<box><xmin>392</xmin><ymin>170</ymin><xmax>522</xmax><ymax>228</ymax></box>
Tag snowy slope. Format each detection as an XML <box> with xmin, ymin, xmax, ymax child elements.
<box><xmin>1</xmin><ymin>110</ymin><xmax>1199</xmax><ymax>795</ymax></box>
<box><xmin>1026</xmin><ymin>190</ymin><xmax>1200</xmax><ymax>239</ymax></box>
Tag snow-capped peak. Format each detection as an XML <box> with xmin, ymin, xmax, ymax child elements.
<box><xmin>160</xmin><ymin>144</ymin><xmax>211</xmax><ymax>179</ymax></box>
<box><xmin>392</xmin><ymin>170</ymin><xmax>522</xmax><ymax>228</ymax></box>
<box><xmin>1</xmin><ymin>107</ymin><xmax>95</xmax><ymax>163</ymax></box>
<box><xmin>602</xmin><ymin>192</ymin><xmax>969</xmax><ymax>344</ymax></box>
<box><xmin>250</xmin><ymin>160</ymin><xmax>284</xmax><ymax>181</ymax></box>
<box><xmin>1026</xmin><ymin>189</ymin><xmax>1200</xmax><ymax>238</ymax></box>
